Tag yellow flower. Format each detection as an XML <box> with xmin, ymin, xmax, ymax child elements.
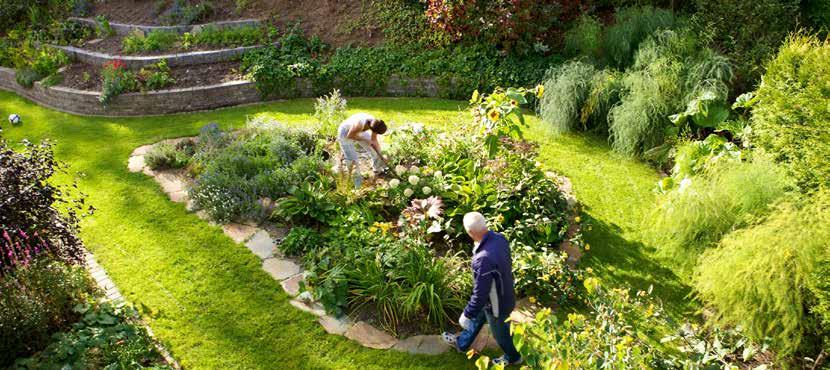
<box><xmin>528</xmin><ymin>296</ymin><xmax>537</xmax><ymax>304</ymax></box>
<box><xmin>585</xmin><ymin>243</ymin><xmax>591</xmax><ymax>251</ymax></box>
<box><xmin>536</xmin><ymin>84</ymin><xmax>544</xmax><ymax>98</ymax></box>
<box><xmin>487</xmin><ymin>109</ymin><xmax>500</xmax><ymax>121</ymax></box>
<box><xmin>541</xmin><ymin>274</ymin><xmax>550</xmax><ymax>281</ymax></box>
<box><xmin>470</xmin><ymin>90</ymin><xmax>480</xmax><ymax>104</ymax></box>
<box><xmin>574</xmin><ymin>216</ymin><xmax>581</xmax><ymax>223</ymax></box>
<box><xmin>368</xmin><ymin>226</ymin><xmax>378</xmax><ymax>233</ymax></box>
<box><xmin>510</xmin><ymin>99</ymin><xmax>519</xmax><ymax>106</ymax></box>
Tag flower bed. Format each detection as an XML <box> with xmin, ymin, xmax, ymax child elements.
<box><xmin>138</xmin><ymin>87</ymin><xmax>586</xmax><ymax>337</ymax></box>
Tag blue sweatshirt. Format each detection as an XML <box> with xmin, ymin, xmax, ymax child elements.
<box><xmin>463</xmin><ymin>231</ymin><xmax>516</xmax><ymax>319</ymax></box>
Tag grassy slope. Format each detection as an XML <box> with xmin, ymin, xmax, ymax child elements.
<box><xmin>0</xmin><ymin>91</ymin><xmax>692</xmax><ymax>369</ymax></box>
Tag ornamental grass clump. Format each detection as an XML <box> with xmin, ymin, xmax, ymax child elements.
<box><xmin>603</xmin><ymin>6</ymin><xmax>677</xmax><ymax>69</ymax></box>
<box><xmin>694</xmin><ymin>189</ymin><xmax>830</xmax><ymax>357</ymax></box>
<box><xmin>646</xmin><ymin>157</ymin><xmax>790</xmax><ymax>273</ymax></box>
<box><xmin>538</xmin><ymin>60</ymin><xmax>597</xmax><ymax>134</ymax></box>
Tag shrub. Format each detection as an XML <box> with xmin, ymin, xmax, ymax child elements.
<box><xmin>564</xmin><ymin>15</ymin><xmax>603</xmax><ymax>61</ymax></box>
<box><xmin>94</xmin><ymin>15</ymin><xmax>115</xmax><ymax>38</ymax></box>
<box><xmin>122</xmin><ymin>29</ymin><xmax>178</xmax><ymax>53</ymax></box>
<box><xmin>1</xmin><ymin>139</ymin><xmax>91</xmax><ymax>271</ymax></box>
<box><xmin>13</xmin><ymin>301</ymin><xmax>169</xmax><ymax>368</ymax></box>
<box><xmin>603</xmin><ymin>6</ymin><xmax>677</xmax><ymax>69</ymax></box>
<box><xmin>694</xmin><ymin>190</ymin><xmax>830</xmax><ymax>356</ymax></box>
<box><xmin>15</xmin><ymin>48</ymin><xmax>69</xmax><ymax>88</ymax></box>
<box><xmin>750</xmin><ymin>34</ymin><xmax>830</xmax><ymax>191</ymax></box>
<box><xmin>538</xmin><ymin>60</ymin><xmax>597</xmax><ymax>134</ymax></box>
<box><xmin>692</xmin><ymin>0</ymin><xmax>799</xmax><ymax>89</ymax></box>
<box><xmin>0</xmin><ymin>260</ymin><xmax>95</xmax><ymax>366</ymax></box>
<box><xmin>100</xmin><ymin>60</ymin><xmax>138</xmax><ymax>105</ymax></box>
<box><xmin>279</xmin><ymin>227</ymin><xmax>324</xmax><ymax>256</ymax></box>
<box><xmin>513</xmin><ymin>250</ymin><xmax>583</xmax><ymax>306</ymax></box>
<box><xmin>145</xmin><ymin>140</ymin><xmax>193</xmax><ymax>170</ymax></box>
<box><xmin>646</xmin><ymin>157</ymin><xmax>790</xmax><ymax>273</ymax></box>
<box><xmin>192</xmin><ymin>25</ymin><xmax>267</xmax><ymax>47</ymax></box>
<box><xmin>139</xmin><ymin>59</ymin><xmax>176</xmax><ymax>91</ymax></box>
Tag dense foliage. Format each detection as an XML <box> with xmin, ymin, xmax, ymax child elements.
<box><xmin>750</xmin><ymin>34</ymin><xmax>830</xmax><ymax>191</ymax></box>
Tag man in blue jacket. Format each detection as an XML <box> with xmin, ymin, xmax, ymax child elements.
<box><xmin>442</xmin><ymin>212</ymin><xmax>522</xmax><ymax>366</ymax></box>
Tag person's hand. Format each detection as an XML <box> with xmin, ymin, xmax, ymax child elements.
<box><xmin>459</xmin><ymin>313</ymin><xmax>473</xmax><ymax>331</ymax></box>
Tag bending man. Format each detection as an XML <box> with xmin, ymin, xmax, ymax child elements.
<box><xmin>337</xmin><ymin>113</ymin><xmax>387</xmax><ymax>187</ymax></box>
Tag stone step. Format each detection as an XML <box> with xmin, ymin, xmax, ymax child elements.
<box><xmin>68</xmin><ymin>17</ymin><xmax>262</xmax><ymax>36</ymax></box>
<box><xmin>51</xmin><ymin>42</ymin><xmax>278</xmax><ymax>70</ymax></box>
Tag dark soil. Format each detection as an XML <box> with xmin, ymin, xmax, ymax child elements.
<box><xmin>80</xmin><ymin>34</ymin><xmax>261</xmax><ymax>56</ymax></box>
<box><xmin>91</xmin><ymin>0</ymin><xmax>382</xmax><ymax>47</ymax></box>
<box><xmin>58</xmin><ymin>61</ymin><xmax>244</xmax><ymax>91</ymax></box>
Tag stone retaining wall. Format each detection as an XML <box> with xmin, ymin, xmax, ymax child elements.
<box><xmin>68</xmin><ymin>17</ymin><xmax>262</xmax><ymax>36</ymax></box>
<box><xmin>0</xmin><ymin>66</ymin><xmax>448</xmax><ymax>117</ymax></box>
<box><xmin>52</xmin><ymin>43</ymin><xmax>276</xmax><ymax>69</ymax></box>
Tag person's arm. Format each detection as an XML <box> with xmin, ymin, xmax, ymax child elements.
<box><xmin>462</xmin><ymin>257</ymin><xmax>494</xmax><ymax>320</ymax></box>
<box><xmin>346</xmin><ymin>120</ymin><xmax>368</xmax><ymax>141</ymax></box>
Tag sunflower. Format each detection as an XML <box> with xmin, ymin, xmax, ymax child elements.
<box><xmin>535</xmin><ymin>84</ymin><xmax>544</xmax><ymax>98</ymax></box>
<box><xmin>510</xmin><ymin>99</ymin><xmax>519</xmax><ymax>106</ymax></box>
<box><xmin>487</xmin><ymin>109</ymin><xmax>500</xmax><ymax>121</ymax></box>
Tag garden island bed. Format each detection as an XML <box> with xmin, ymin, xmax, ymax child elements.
<box><xmin>127</xmin><ymin>87</ymin><xmax>585</xmax><ymax>350</ymax></box>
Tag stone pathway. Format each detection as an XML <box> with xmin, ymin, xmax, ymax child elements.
<box><xmin>128</xmin><ymin>139</ymin><xmax>581</xmax><ymax>356</ymax></box>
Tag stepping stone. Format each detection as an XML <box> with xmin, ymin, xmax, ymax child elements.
<box><xmin>132</xmin><ymin>144</ymin><xmax>154</xmax><ymax>156</ymax></box>
<box><xmin>246</xmin><ymin>230</ymin><xmax>276</xmax><ymax>259</ymax></box>
<box><xmin>470</xmin><ymin>325</ymin><xmax>499</xmax><ymax>351</ymax></box>
<box><xmin>128</xmin><ymin>155</ymin><xmax>145</xmax><ymax>173</ymax></box>
<box><xmin>222</xmin><ymin>223</ymin><xmax>258</xmax><ymax>243</ymax></box>
<box><xmin>169</xmin><ymin>190</ymin><xmax>188</xmax><ymax>203</ymax></box>
<box><xmin>280</xmin><ymin>274</ymin><xmax>303</xmax><ymax>296</ymax></box>
<box><xmin>318</xmin><ymin>315</ymin><xmax>353</xmax><ymax>335</ymax></box>
<box><xmin>142</xmin><ymin>166</ymin><xmax>157</xmax><ymax>177</ymax></box>
<box><xmin>262</xmin><ymin>258</ymin><xmax>300</xmax><ymax>280</ymax></box>
<box><xmin>289</xmin><ymin>299</ymin><xmax>326</xmax><ymax>317</ymax></box>
<box><xmin>509</xmin><ymin>298</ymin><xmax>537</xmax><ymax>324</ymax></box>
<box><xmin>345</xmin><ymin>321</ymin><xmax>398</xmax><ymax>350</ymax></box>
<box><xmin>394</xmin><ymin>335</ymin><xmax>449</xmax><ymax>355</ymax></box>
<box><xmin>154</xmin><ymin>172</ymin><xmax>187</xmax><ymax>194</ymax></box>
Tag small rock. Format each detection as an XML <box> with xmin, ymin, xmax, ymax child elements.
<box><xmin>393</xmin><ymin>335</ymin><xmax>423</xmax><ymax>353</ymax></box>
<box><xmin>415</xmin><ymin>335</ymin><xmax>450</xmax><ymax>355</ymax></box>
<box><xmin>280</xmin><ymin>274</ymin><xmax>303</xmax><ymax>296</ymax></box>
<box><xmin>318</xmin><ymin>315</ymin><xmax>353</xmax><ymax>335</ymax></box>
<box><xmin>289</xmin><ymin>299</ymin><xmax>326</xmax><ymax>317</ymax></box>
<box><xmin>222</xmin><ymin>223</ymin><xmax>258</xmax><ymax>244</ymax></box>
<box><xmin>154</xmin><ymin>171</ymin><xmax>186</xmax><ymax>194</ymax></box>
<box><xmin>262</xmin><ymin>258</ymin><xmax>300</xmax><ymax>280</ymax></box>
<box><xmin>345</xmin><ymin>321</ymin><xmax>398</xmax><ymax>350</ymax></box>
<box><xmin>169</xmin><ymin>190</ymin><xmax>188</xmax><ymax>203</ymax></box>
<box><xmin>128</xmin><ymin>155</ymin><xmax>145</xmax><ymax>173</ymax></box>
<box><xmin>245</xmin><ymin>230</ymin><xmax>276</xmax><ymax>259</ymax></box>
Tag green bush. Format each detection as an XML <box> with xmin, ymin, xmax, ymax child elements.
<box><xmin>191</xmin><ymin>25</ymin><xmax>267</xmax><ymax>47</ymax></box>
<box><xmin>279</xmin><ymin>227</ymin><xmax>324</xmax><ymax>256</ymax></box>
<box><xmin>122</xmin><ymin>30</ymin><xmax>178</xmax><ymax>53</ymax></box>
<box><xmin>603</xmin><ymin>6</ymin><xmax>677</xmax><ymax>69</ymax></box>
<box><xmin>145</xmin><ymin>140</ymin><xmax>193</xmax><ymax>170</ymax></box>
<box><xmin>139</xmin><ymin>59</ymin><xmax>176</xmax><ymax>91</ymax></box>
<box><xmin>751</xmin><ymin>34</ymin><xmax>830</xmax><ymax>191</ymax></box>
<box><xmin>0</xmin><ymin>260</ymin><xmax>95</xmax><ymax>366</ymax></box>
<box><xmin>694</xmin><ymin>190</ymin><xmax>830</xmax><ymax>356</ymax></box>
<box><xmin>579</xmin><ymin>69</ymin><xmax>623</xmax><ymax>134</ymax></box>
<box><xmin>564</xmin><ymin>15</ymin><xmax>603</xmax><ymax>61</ymax></box>
<box><xmin>14</xmin><ymin>302</ymin><xmax>170</xmax><ymax>369</ymax></box>
<box><xmin>646</xmin><ymin>157</ymin><xmax>790</xmax><ymax>273</ymax></box>
<box><xmin>692</xmin><ymin>0</ymin><xmax>799</xmax><ymax>89</ymax></box>
<box><xmin>538</xmin><ymin>60</ymin><xmax>597</xmax><ymax>134</ymax></box>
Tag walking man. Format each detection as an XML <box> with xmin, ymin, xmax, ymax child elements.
<box><xmin>337</xmin><ymin>112</ymin><xmax>387</xmax><ymax>187</ymax></box>
<box><xmin>443</xmin><ymin>212</ymin><xmax>523</xmax><ymax>366</ymax></box>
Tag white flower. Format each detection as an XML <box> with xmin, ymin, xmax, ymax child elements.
<box><xmin>404</xmin><ymin>188</ymin><xmax>414</xmax><ymax>197</ymax></box>
<box><xmin>434</xmin><ymin>170</ymin><xmax>443</xmax><ymax>179</ymax></box>
<box><xmin>331</xmin><ymin>165</ymin><xmax>340</xmax><ymax>174</ymax></box>
<box><xmin>388</xmin><ymin>179</ymin><xmax>401</xmax><ymax>188</ymax></box>
<box><xmin>409</xmin><ymin>166</ymin><xmax>420</xmax><ymax>174</ymax></box>
<box><xmin>412</xmin><ymin>124</ymin><xmax>424</xmax><ymax>133</ymax></box>
<box><xmin>422</xmin><ymin>186</ymin><xmax>432</xmax><ymax>195</ymax></box>
<box><xmin>438</xmin><ymin>133</ymin><xmax>447</xmax><ymax>140</ymax></box>
<box><xmin>395</xmin><ymin>165</ymin><xmax>407</xmax><ymax>176</ymax></box>
<box><xmin>679</xmin><ymin>178</ymin><xmax>693</xmax><ymax>192</ymax></box>
<box><xmin>408</xmin><ymin>175</ymin><xmax>420</xmax><ymax>185</ymax></box>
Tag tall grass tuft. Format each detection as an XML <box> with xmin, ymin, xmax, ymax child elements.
<box><xmin>538</xmin><ymin>60</ymin><xmax>597</xmax><ymax>134</ymax></box>
<box><xmin>645</xmin><ymin>157</ymin><xmax>790</xmax><ymax>273</ymax></box>
<box><xmin>579</xmin><ymin>69</ymin><xmax>623</xmax><ymax>134</ymax></box>
<box><xmin>604</xmin><ymin>6</ymin><xmax>676</xmax><ymax>69</ymax></box>
<box><xmin>694</xmin><ymin>189</ymin><xmax>830</xmax><ymax>356</ymax></box>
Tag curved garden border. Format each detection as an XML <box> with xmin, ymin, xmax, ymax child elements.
<box><xmin>51</xmin><ymin>43</ymin><xmax>278</xmax><ymax>69</ymax></box>
<box><xmin>67</xmin><ymin>17</ymin><xmax>262</xmax><ymax>36</ymax></box>
<box><xmin>126</xmin><ymin>138</ymin><xmax>581</xmax><ymax>355</ymax></box>
<box><xmin>0</xmin><ymin>67</ymin><xmax>445</xmax><ymax>117</ymax></box>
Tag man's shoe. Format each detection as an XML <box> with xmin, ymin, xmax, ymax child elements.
<box><xmin>441</xmin><ymin>332</ymin><xmax>461</xmax><ymax>352</ymax></box>
<box><xmin>492</xmin><ymin>355</ymin><xmax>523</xmax><ymax>366</ymax></box>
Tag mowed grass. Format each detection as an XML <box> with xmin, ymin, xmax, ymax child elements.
<box><xmin>0</xmin><ymin>91</ymin><xmax>693</xmax><ymax>369</ymax></box>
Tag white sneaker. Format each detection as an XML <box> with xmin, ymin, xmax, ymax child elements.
<box><xmin>441</xmin><ymin>332</ymin><xmax>458</xmax><ymax>347</ymax></box>
<box><xmin>492</xmin><ymin>355</ymin><xmax>523</xmax><ymax>366</ymax></box>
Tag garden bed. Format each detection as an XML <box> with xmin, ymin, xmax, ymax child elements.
<box><xmin>126</xmin><ymin>87</ymin><xmax>585</xmax><ymax>347</ymax></box>
<box><xmin>58</xmin><ymin>61</ymin><xmax>244</xmax><ymax>91</ymax></box>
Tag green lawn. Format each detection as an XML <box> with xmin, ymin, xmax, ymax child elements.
<box><xmin>0</xmin><ymin>91</ymin><xmax>692</xmax><ymax>369</ymax></box>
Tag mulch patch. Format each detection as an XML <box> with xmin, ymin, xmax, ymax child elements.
<box><xmin>58</xmin><ymin>61</ymin><xmax>245</xmax><ymax>91</ymax></box>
